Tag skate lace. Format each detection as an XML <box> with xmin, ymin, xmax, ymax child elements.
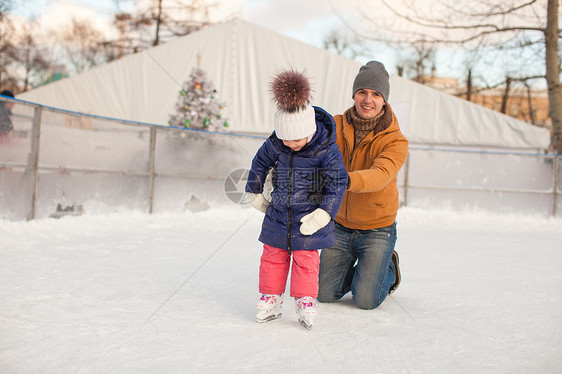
<box><xmin>297</xmin><ymin>297</ymin><xmax>316</xmax><ymax>310</ymax></box>
<box><xmin>260</xmin><ymin>294</ymin><xmax>280</xmax><ymax>304</ymax></box>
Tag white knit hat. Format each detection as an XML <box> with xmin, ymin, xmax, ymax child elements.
<box><xmin>274</xmin><ymin>105</ymin><xmax>316</xmax><ymax>140</ymax></box>
<box><xmin>271</xmin><ymin>69</ymin><xmax>316</xmax><ymax>141</ymax></box>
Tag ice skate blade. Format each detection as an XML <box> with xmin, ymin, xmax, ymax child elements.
<box><xmin>299</xmin><ymin>318</ymin><xmax>313</xmax><ymax>330</ymax></box>
<box><xmin>256</xmin><ymin>312</ymin><xmax>282</xmax><ymax>323</ymax></box>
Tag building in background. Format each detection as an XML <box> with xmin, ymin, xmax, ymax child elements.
<box><xmin>423</xmin><ymin>70</ymin><xmax>551</xmax><ymax>131</ymax></box>
<box><xmin>40</xmin><ymin>65</ymin><xmax>68</xmax><ymax>86</ymax></box>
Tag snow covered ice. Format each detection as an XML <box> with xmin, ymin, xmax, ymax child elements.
<box><xmin>1</xmin><ymin>205</ymin><xmax>561</xmax><ymax>373</ymax></box>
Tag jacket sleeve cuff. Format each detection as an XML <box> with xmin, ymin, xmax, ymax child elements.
<box><xmin>347</xmin><ymin>171</ymin><xmax>364</xmax><ymax>192</ymax></box>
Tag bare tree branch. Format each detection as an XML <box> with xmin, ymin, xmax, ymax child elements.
<box><xmin>341</xmin><ymin>0</ymin><xmax>560</xmax><ymax>151</ymax></box>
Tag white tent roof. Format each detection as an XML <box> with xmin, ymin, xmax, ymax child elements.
<box><xmin>18</xmin><ymin>19</ymin><xmax>550</xmax><ymax>150</ymax></box>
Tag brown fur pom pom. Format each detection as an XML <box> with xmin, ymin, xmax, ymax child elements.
<box><xmin>271</xmin><ymin>69</ymin><xmax>311</xmax><ymax>113</ymax></box>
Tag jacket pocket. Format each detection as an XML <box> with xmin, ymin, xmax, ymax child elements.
<box><xmin>347</xmin><ymin>192</ymin><xmax>385</xmax><ymax>223</ymax></box>
<box><xmin>368</xmin><ymin>192</ymin><xmax>386</xmax><ymax>212</ymax></box>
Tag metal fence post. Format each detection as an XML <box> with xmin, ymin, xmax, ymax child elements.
<box><xmin>553</xmin><ymin>155</ymin><xmax>559</xmax><ymax>217</ymax></box>
<box><xmin>26</xmin><ymin>106</ymin><xmax>42</xmax><ymax>221</ymax></box>
<box><xmin>402</xmin><ymin>151</ymin><xmax>410</xmax><ymax>207</ymax></box>
<box><xmin>147</xmin><ymin>126</ymin><xmax>157</xmax><ymax>214</ymax></box>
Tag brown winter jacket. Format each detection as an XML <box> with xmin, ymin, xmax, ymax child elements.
<box><xmin>334</xmin><ymin>103</ymin><xmax>409</xmax><ymax>230</ymax></box>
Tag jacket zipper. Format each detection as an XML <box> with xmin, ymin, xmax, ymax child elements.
<box><xmin>345</xmin><ymin>137</ymin><xmax>365</xmax><ymax>222</ymax></box>
<box><xmin>286</xmin><ymin>153</ymin><xmax>296</xmax><ymax>251</ymax></box>
<box><xmin>345</xmin><ymin>137</ymin><xmax>355</xmax><ymax>222</ymax></box>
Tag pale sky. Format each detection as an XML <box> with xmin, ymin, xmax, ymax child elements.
<box><xmin>12</xmin><ymin>0</ymin><xmax>348</xmax><ymax>47</ymax></box>
<box><xmin>11</xmin><ymin>0</ymin><xmax>393</xmax><ymax>66</ymax></box>
<box><xmin>9</xmin><ymin>0</ymin><xmax>550</xmax><ymax>86</ymax></box>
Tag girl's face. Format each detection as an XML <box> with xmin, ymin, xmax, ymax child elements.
<box><xmin>282</xmin><ymin>137</ymin><xmax>308</xmax><ymax>152</ymax></box>
<box><xmin>353</xmin><ymin>88</ymin><xmax>385</xmax><ymax>120</ymax></box>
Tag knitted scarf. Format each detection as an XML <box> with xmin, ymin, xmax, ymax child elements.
<box><xmin>347</xmin><ymin>105</ymin><xmax>389</xmax><ymax>149</ymax></box>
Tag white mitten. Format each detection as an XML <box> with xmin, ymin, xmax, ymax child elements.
<box><xmin>246</xmin><ymin>193</ymin><xmax>269</xmax><ymax>213</ymax></box>
<box><xmin>300</xmin><ymin>208</ymin><xmax>331</xmax><ymax>235</ymax></box>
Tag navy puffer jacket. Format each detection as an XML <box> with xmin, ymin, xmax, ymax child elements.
<box><xmin>245</xmin><ymin>106</ymin><xmax>348</xmax><ymax>251</ymax></box>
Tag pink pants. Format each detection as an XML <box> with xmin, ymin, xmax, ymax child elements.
<box><xmin>259</xmin><ymin>244</ymin><xmax>320</xmax><ymax>298</ymax></box>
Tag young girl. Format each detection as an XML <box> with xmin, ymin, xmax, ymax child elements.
<box><xmin>245</xmin><ymin>70</ymin><xmax>348</xmax><ymax>329</ymax></box>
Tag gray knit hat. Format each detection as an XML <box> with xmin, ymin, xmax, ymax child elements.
<box><xmin>352</xmin><ymin>61</ymin><xmax>390</xmax><ymax>102</ymax></box>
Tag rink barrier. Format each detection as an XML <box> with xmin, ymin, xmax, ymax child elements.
<box><xmin>402</xmin><ymin>146</ymin><xmax>560</xmax><ymax>217</ymax></box>
<box><xmin>0</xmin><ymin>95</ymin><xmax>560</xmax><ymax>220</ymax></box>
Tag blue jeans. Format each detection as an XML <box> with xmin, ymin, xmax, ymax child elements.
<box><xmin>318</xmin><ymin>222</ymin><xmax>397</xmax><ymax>310</ymax></box>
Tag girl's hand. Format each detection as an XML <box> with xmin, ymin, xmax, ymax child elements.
<box><xmin>300</xmin><ymin>208</ymin><xmax>330</xmax><ymax>235</ymax></box>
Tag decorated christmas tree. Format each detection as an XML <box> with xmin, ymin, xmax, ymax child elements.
<box><xmin>168</xmin><ymin>65</ymin><xmax>229</xmax><ymax>131</ymax></box>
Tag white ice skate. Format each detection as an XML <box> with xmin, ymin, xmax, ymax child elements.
<box><xmin>295</xmin><ymin>296</ymin><xmax>317</xmax><ymax>330</ymax></box>
<box><xmin>255</xmin><ymin>294</ymin><xmax>283</xmax><ymax>323</ymax></box>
